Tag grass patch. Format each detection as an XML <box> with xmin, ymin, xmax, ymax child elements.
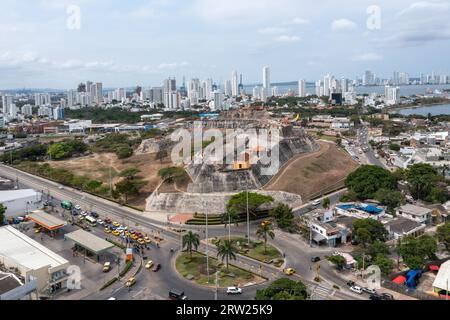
<box><xmin>215</xmin><ymin>237</ymin><xmax>283</xmax><ymax>265</ymax></box>
<box><xmin>119</xmin><ymin>260</ymin><xmax>134</xmax><ymax>277</ymax></box>
<box><xmin>100</xmin><ymin>277</ymin><xmax>118</xmax><ymax>291</ymax></box>
<box><xmin>175</xmin><ymin>251</ymin><xmax>265</xmax><ymax>288</ymax></box>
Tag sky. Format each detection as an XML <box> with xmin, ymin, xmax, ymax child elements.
<box><xmin>0</xmin><ymin>0</ymin><xmax>449</xmax><ymax>89</ymax></box>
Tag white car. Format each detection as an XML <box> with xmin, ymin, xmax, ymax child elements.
<box><xmin>75</xmin><ymin>205</ymin><xmax>82</xmax><ymax>210</ymax></box>
<box><xmin>97</xmin><ymin>219</ymin><xmax>104</xmax><ymax>225</ymax></box>
<box><xmin>311</xmin><ymin>199</ymin><xmax>321</xmax><ymax>206</ymax></box>
<box><xmin>350</xmin><ymin>285</ymin><xmax>363</xmax><ymax>294</ymax></box>
<box><xmin>226</xmin><ymin>287</ymin><xmax>242</xmax><ymax>295</ymax></box>
<box><xmin>80</xmin><ymin>211</ymin><xmax>88</xmax><ymax>217</ymax></box>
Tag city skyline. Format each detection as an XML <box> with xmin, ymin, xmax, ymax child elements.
<box><xmin>1</xmin><ymin>0</ymin><xmax>450</xmax><ymax>89</ymax></box>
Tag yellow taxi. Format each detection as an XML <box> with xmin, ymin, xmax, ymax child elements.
<box><xmin>144</xmin><ymin>236</ymin><xmax>151</xmax><ymax>244</ymax></box>
<box><xmin>137</xmin><ymin>238</ymin><xmax>146</xmax><ymax>245</ymax></box>
<box><xmin>112</xmin><ymin>230</ymin><xmax>120</xmax><ymax>237</ymax></box>
<box><xmin>283</xmin><ymin>268</ymin><xmax>296</xmax><ymax>276</ymax></box>
<box><xmin>112</xmin><ymin>221</ymin><xmax>120</xmax><ymax>227</ymax></box>
<box><xmin>145</xmin><ymin>260</ymin><xmax>154</xmax><ymax>269</ymax></box>
<box><xmin>125</xmin><ymin>277</ymin><xmax>136</xmax><ymax>287</ymax></box>
<box><xmin>104</xmin><ymin>228</ymin><xmax>111</xmax><ymax>234</ymax></box>
<box><xmin>35</xmin><ymin>227</ymin><xmax>42</xmax><ymax>234</ymax></box>
<box><xmin>130</xmin><ymin>234</ymin><xmax>138</xmax><ymax>241</ymax></box>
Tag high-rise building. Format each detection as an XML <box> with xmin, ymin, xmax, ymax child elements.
<box><xmin>341</xmin><ymin>78</ymin><xmax>349</xmax><ymax>93</ymax></box>
<box><xmin>231</xmin><ymin>70</ymin><xmax>239</xmax><ymax>97</ymax></box>
<box><xmin>224</xmin><ymin>80</ymin><xmax>232</xmax><ymax>97</ymax></box>
<box><xmin>362</xmin><ymin>70</ymin><xmax>375</xmax><ymax>86</ymax></box>
<box><xmin>67</xmin><ymin>90</ymin><xmax>76</xmax><ymax>108</ymax></box>
<box><xmin>323</xmin><ymin>74</ymin><xmax>332</xmax><ymax>97</ymax></box>
<box><xmin>315</xmin><ymin>80</ymin><xmax>323</xmax><ymax>96</ymax></box>
<box><xmin>212</xmin><ymin>91</ymin><xmax>224</xmax><ymax>110</ymax></box>
<box><xmin>298</xmin><ymin>79</ymin><xmax>306</xmax><ymax>97</ymax></box>
<box><xmin>385</xmin><ymin>86</ymin><xmax>400</xmax><ymax>105</ymax></box>
<box><xmin>164</xmin><ymin>91</ymin><xmax>179</xmax><ymax>110</ymax></box>
<box><xmin>94</xmin><ymin>82</ymin><xmax>103</xmax><ymax>104</ymax></box>
<box><xmin>34</xmin><ymin>93</ymin><xmax>51</xmax><ymax>107</ymax></box>
<box><xmin>21</xmin><ymin>104</ymin><xmax>33</xmax><ymax>116</ymax></box>
<box><xmin>1</xmin><ymin>95</ymin><xmax>13</xmax><ymax>114</ymax></box>
<box><xmin>263</xmin><ymin>66</ymin><xmax>271</xmax><ymax>98</ymax></box>
<box><xmin>164</xmin><ymin>78</ymin><xmax>177</xmax><ymax>94</ymax></box>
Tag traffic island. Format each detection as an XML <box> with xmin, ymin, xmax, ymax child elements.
<box><xmin>212</xmin><ymin>237</ymin><xmax>284</xmax><ymax>267</ymax></box>
<box><xmin>175</xmin><ymin>251</ymin><xmax>266</xmax><ymax>288</ymax></box>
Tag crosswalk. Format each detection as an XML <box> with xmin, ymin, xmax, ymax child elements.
<box><xmin>308</xmin><ymin>284</ymin><xmax>336</xmax><ymax>300</ymax></box>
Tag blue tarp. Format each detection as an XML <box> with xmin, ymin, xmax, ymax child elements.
<box><xmin>337</xmin><ymin>203</ymin><xmax>383</xmax><ymax>215</ymax></box>
<box><xmin>405</xmin><ymin>270</ymin><xmax>422</xmax><ymax>289</ymax></box>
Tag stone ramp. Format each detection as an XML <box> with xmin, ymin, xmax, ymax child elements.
<box><xmin>145</xmin><ymin>191</ymin><xmax>303</xmax><ymax>215</ymax></box>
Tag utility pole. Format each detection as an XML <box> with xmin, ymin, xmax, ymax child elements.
<box><xmin>109</xmin><ymin>167</ymin><xmax>112</xmax><ymax>197</ymax></box>
<box><xmin>214</xmin><ymin>271</ymin><xmax>219</xmax><ymax>300</ymax></box>
<box><xmin>206</xmin><ymin>213</ymin><xmax>210</xmax><ymax>284</ymax></box>
<box><xmin>246</xmin><ymin>184</ymin><xmax>250</xmax><ymax>246</ymax></box>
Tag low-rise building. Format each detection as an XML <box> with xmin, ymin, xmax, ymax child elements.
<box><xmin>0</xmin><ymin>189</ymin><xmax>43</xmax><ymax>221</ymax></box>
<box><xmin>432</xmin><ymin>260</ymin><xmax>450</xmax><ymax>296</ymax></box>
<box><xmin>396</xmin><ymin>204</ymin><xmax>432</xmax><ymax>225</ymax></box>
<box><xmin>385</xmin><ymin>217</ymin><xmax>426</xmax><ymax>240</ymax></box>
<box><xmin>0</xmin><ymin>226</ymin><xmax>69</xmax><ymax>299</ymax></box>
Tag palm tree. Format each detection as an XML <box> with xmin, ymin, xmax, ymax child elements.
<box><xmin>256</xmin><ymin>221</ymin><xmax>275</xmax><ymax>254</ymax></box>
<box><xmin>216</xmin><ymin>240</ymin><xmax>237</xmax><ymax>271</ymax></box>
<box><xmin>221</xmin><ymin>209</ymin><xmax>240</xmax><ymax>241</ymax></box>
<box><xmin>182</xmin><ymin>231</ymin><xmax>200</xmax><ymax>260</ymax></box>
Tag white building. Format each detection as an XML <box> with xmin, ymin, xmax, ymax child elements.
<box><xmin>433</xmin><ymin>260</ymin><xmax>450</xmax><ymax>295</ymax></box>
<box><xmin>21</xmin><ymin>104</ymin><xmax>33</xmax><ymax>117</ymax></box>
<box><xmin>0</xmin><ymin>189</ymin><xmax>43</xmax><ymax>220</ymax></box>
<box><xmin>263</xmin><ymin>66</ymin><xmax>271</xmax><ymax>98</ymax></box>
<box><xmin>396</xmin><ymin>204</ymin><xmax>432</xmax><ymax>225</ymax></box>
<box><xmin>0</xmin><ymin>226</ymin><xmax>70</xmax><ymax>299</ymax></box>
<box><xmin>231</xmin><ymin>70</ymin><xmax>239</xmax><ymax>97</ymax></box>
<box><xmin>298</xmin><ymin>79</ymin><xmax>306</xmax><ymax>97</ymax></box>
<box><xmin>385</xmin><ymin>85</ymin><xmax>400</xmax><ymax>105</ymax></box>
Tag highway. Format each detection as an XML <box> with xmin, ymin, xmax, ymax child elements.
<box><xmin>0</xmin><ymin>164</ymin><xmax>366</xmax><ymax>300</ymax></box>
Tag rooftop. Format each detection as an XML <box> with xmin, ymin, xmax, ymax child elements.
<box><xmin>433</xmin><ymin>260</ymin><xmax>450</xmax><ymax>291</ymax></box>
<box><xmin>27</xmin><ymin>210</ymin><xmax>66</xmax><ymax>231</ymax></box>
<box><xmin>0</xmin><ymin>226</ymin><xmax>69</xmax><ymax>272</ymax></box>
<box><xmin>0</xmin><ymin>189</ymin><xmax>40</xmax><ymax>202</ymax></box>
<box><xmin>385</xmin><ymin>217</ymin><xmax>425</xmax><ymax>234</ymax></box>
<box><xmin>64</xmin><ymin>229</ymin><xmax>114</xmax><ymax>254</ymax></box>
<box><xmin>398</xmin><ymin>204</ymin><xmax>433</xmax><ymax>216</ymax></box>
<box><xmin>0</xmin><ymin>272</ymin><xmax>22</xmax><ymax>295</ymax></box>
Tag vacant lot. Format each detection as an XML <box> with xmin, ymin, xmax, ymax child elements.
<box><xmin>264</xmin><ymin>141</ymin><xmax>358</xmax><ymax>201</ymax></box>
<box><xmin>47</xmin><ymin>152</ymin><xmax>180</xmax><ymax>209</ymax></box>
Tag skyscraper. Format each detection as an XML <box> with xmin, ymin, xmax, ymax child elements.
<box><xmin>94</xmin><ymin>82</ymin><xmax>103</xmax><ymax>104</ymax></box>
<box><xmin>263</xmin><ymin>66</ymin><xmax>271</xmax><ymax>98</ymax></box>
<box><xmin>298</xmin><ymin>79</ymin><xmax>306</xmax><ymax>97</ymax></box>
<box><xmin>231</xmin><ymin>70</ymin><xmax>239</xmax><ymax>97</ymax></box>
<box><xmin>2</xmin><ymin>95</ymin><xmax>13</xmax><ymax>114</ymax></box>
<box><xmin>323</xmin><ymin>74</ymin><xmax>332</xmax><ymax>97</ymax></box>
<box><xmin>224</xmin><ymin>80</ymin><xmax>232</xmax><ymax>97</ymax></box>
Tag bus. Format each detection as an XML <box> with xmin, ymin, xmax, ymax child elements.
<box><xmin>85</xmin><ymin>216</ymin><xmax>97</xmax><ymax>227</ymax></box>
<box><xmin>61</xmin><ymin>200</ymin><xmax>73</xmax><ymax>210</ymax></box>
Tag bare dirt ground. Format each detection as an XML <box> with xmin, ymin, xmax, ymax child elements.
<box><xmin>47</xmin><ymin>152</ymin><xmax>178</xmax><ymax>209</ymax></box>
<box><xmin>264</xmin><ymin>141</ymin><xmax>359</xmax><ymax>200</ymax></box>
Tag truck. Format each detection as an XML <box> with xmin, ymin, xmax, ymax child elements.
<box><xmin>169</xmin><ymin>289</ymin><xmax>188</xmax><ymax>300</ymax></box>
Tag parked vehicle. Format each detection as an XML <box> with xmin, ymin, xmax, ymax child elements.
<box><xmin>362</xmin><ymin>287</ymin><xmax>377</xmax><ymax>295</ymax></box>
<box><xmin>311</xmin><ymin>256</ymin><xmax>321</xmax><ymax>263</ymax></box>
<box><xmin>125</xmin><ymin>277</ymin><xmax>136</xmax><ymax>287</ymax></box>
<box><xmin>350</xmin><ymin>285</ymin><xmax>363</xmax><ymax>294</ymax></box>
<box><xmin>103</xmin><ymin>262</ymin><xmax>111</xmax><ymax>272</ymax></box>
<box><xmin>283</xmin><ymin>268</ymin><xmax>296</xmax><ymax>275</ymax></box>
<box><xmin>145</xmin><ymin>261</ymin><xmax>154</xmax><ymax>269</ymax></box>
<box><xmin>346</xmin><ymin>281</ymin><xmax>355</xmax><ymax>287</ymax></box>
<box><xmin>380</xmin><ymin>293</ymin><xmax>395</xmax><ymax>300</ymax></box>
<box><xmin>152</xmin><ymin>263</ymin><xmax>161</xmax><ymax>272</ymax></box>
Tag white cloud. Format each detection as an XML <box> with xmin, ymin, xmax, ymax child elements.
<box><xmin>158</xmin><ymin>61</ymin><xmax>189</xmax><ymax>70</ymax></box>
<box><xmin>274</xmin><ymin>35</ymin><xmax>301</xmax><ymax>43</ymax></box>
<box><xmin>351</xmin><ymin>53</ymin><xmax>383</xmax><ymax>61</ymax></box>
<box><xmin>283</xmin><ymin>17</ymin><xmax>309</xmax><ymax>25</ymax></box>
<box><xmin>258</xmin><ymin>27</ymin><xmax>289</xmax><ymax>35</ymax></box>
<box><xmin>331</xmin><ymin>19</ymin><xmax>357</xmax><ymax>32</ymax></box>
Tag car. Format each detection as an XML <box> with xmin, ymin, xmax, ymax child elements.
<box><xmin>97</xmin><ymin>219</ymin><xmax>104</xmax><ymax>225</ymax></box>
<box><xmin>125</xmin><ymin>277</ymin><xmax>136</xmax><ymax>287</ymax></box>
<box><xmin>75</xmin><ymin>205</ymin><xmax>82</xmax><ymax>210</ymax></box>
<box><xmin>107</xmin><ymin>297</ymin><xmax>116</xmax><ymax>300</ymax></box>
<box><xmin>369</xmin><ymin>293</ymin><xmax>383</xmax><ymax>300</ymax></box>
<box><xmin>311</xmin><ymin>256</ymin><xmax>321</xmax><ymax>263</ymax></box>
<box><xmin>35</xmin><ymin>227</ymin><xmax>42</xmax><ymax>234</ymax></box>
<box><xmin>346</xmin><ymin>280</ymin><xmax>355</xmax><ymax>287</ymax></box>
<box><xmin>58</xmin><ymin>186</ymin><xmax>64</xmax><ymax>190</ymax></box>
<box><xmin>112</xmin><ymin>230</ymin><xmax>120</xmax><ymax>237</ymax></box>
<box><xmin>144</xmin><ymin>236</ymin><xmax>152</xmax><ymax>244</ymax></box>
<box><xmin>380</xmin><ymin>293</ymin><xmax>395</xmax><ymax>300</ymax></box>
<box><xmin>145</xmin><ymin>261</ymin><xmax>154</xmax><ymax>269</ymax></box>
<box><xmin>350</xmin><ymin>285</ymin><xmax>363</xmax><ymax>294</ymax></box>
<box><xmin>80</xmin><ymin>211</ymin><xmax>88</xmax><ymax>217</ymax></box>
<box><xmin>130</xmin><ymin>234</ymin><xmax>138</xmax><ymax>241</ymax></box>
<box><xmin>226</xmin><ymin>287</ymin><xmax>242</xmax><ymax>295</ymax></box>
<box><xmin>112</xmin><ymin>221</ymin><xmax>120</xmax><ymax>227</ymax></box>
<box><xmin>137</xmin><ymin>238</ymin><xmax>145</xmax><ymax>245</ymax></box>
<box><xmin>90</xmin><ymin>212</ymin><xmax>99</xmax><ymax>218</ymax></box>
<box><xmin>362</xmin><ymin>287</ymin><xmax>377</xmax><ymax>295</ymax></box>
<box><xmin>103</xmin><ymin>262</ymin><xmax>111</xmax><ymax>272</ymax></box>
<box><xmin>104</xmin><ymin>228</ymin><xmax>111</xmax><ymax>234</ymax></box>
<box><xmin>311</xmin><ymin>199</ymin><xmax>321</xmax><ymax>206</ymax></box>
<box><xmin>283</xmin><ymin>268</ymin><xmax>296</xmax><ymax>275</ymax></box>
<box><xmin>152</xmin><ymin>263</ymin><xmax>161</xmax><ymax>272</ymax></box>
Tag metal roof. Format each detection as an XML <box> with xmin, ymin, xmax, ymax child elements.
<box><xmin>432</xmin><ymin>261</ymin><xmax>450</xmax><ymax>291</ymax></box>
<box><xmin>0</xmin><ymin>226</ymin><xmax>68</xmax><ymax>272</ymax></box>
<box><xmin>64</xmin><ymin>229</ymin><xmax>114</xmax><ymax>254</ymax></box>
<box><xmin>28</xmin><ymin>210</ymin><xmax>66</xmax><ymax>231</ymax></box>
<box><xmin>0</xmin><ymin>189</ymin><xmax>40</xmax><ymax>202</ymax></box>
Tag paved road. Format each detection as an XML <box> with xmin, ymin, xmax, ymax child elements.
<box><xmin>0</xmin><ymin>164</ymin><xmax>365</xmax><ymax>300</ymax></box>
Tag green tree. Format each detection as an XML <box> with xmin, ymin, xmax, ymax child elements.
<box><xmin>0</xmin><ymin>203</ymin><xmax>6</xmax><ymax>225</ymax></box>
<box><xmin>375</xmin><ymin>188</ymin><xmax>405</xmax><ymax>213</ymax></box>
<box><xmin>182</xmin><ymin>231</ymin><xmax>200</xmax><ymax>260</ymax></box>
<box><xmin>158</xmin><ymin>167</ymin><xmax>187</xmax><ymax>184</ymax></box>
<box><xmin>221</xmin><ymin>209</ymin><xmax>240</xmax><ymax>228</ymax></box>
<box><xmin>47</xmin><ymin>143</ymin><xmax>69</xmax><ymax>160</ymax></box>
<box><xmin>367</xmin><ymin>241</ymin><xmax>390</xmax><ymax>258</ymax></box>
<box><xmin>327</xmin><ymin>255</ymin><xmax>346</xmax><ymax>268</ymax></box>
<box><xmin>216</xmin><ymin>240</ymin><xmax>237</xmax><ymax>271</ymax></box>
<box><xmin>226</xmin><ymin>192</ymin><xmax>273</xmax><ymax>218</ymax></box>
<box><xmin>255</xmin><ymin>278</ymin><xmax>308</xmax><ymax>300</ymax></box>
<box><xmin>114</xmin><ymin>179</ymin><xmax>147</xmax><ymax>203</ymax></box>
<box><xmin>345</xmin><ymin>165</ymin><xmax>398</xmax><ymax>200</ymax></box>
<box><xmin>353</xmin><ymin>219</ymin><xmax>388</xmax><ymax>244</ymax></box>
<box><xmin>85</xmin><ymin>180</ymin><xmax>103</xmax><ymax>193</ymax></box>
<box><xmin>322</xmin><ymin>197</ymin><xmax>331</xmax><ymax>209</ymax></box>
<box><xmin>373</xmin><ymin>254</ymin><xmax>394</xmax><ymax>275</ymax></box>
<box><xmin>397</xmin><ymin>235</ymin><xmax>438</xmax><ymax>269</ymax></box>
<box><xmin>116</xmin><ymin>145</ymin><xmax>133</xmax><ymax>159</ymax></box>
<box><xmin>406</xmin><ymin>163</ymin><xmax>441</xmax><ymax>201</ymax></box>
<box><xmin>256</xmin><ymin>221</ymin><xmax>275</xmax><ymax>254</ymax></box>
<box><xmin>269</xmin><ymin>203</ymin><xmax>295</xmax><ymax>230</ymax></box>
<box><xmin>119</xmin><ymin>167</ymin><xmax>141</xmax><ymax>180</ymax></box>
<box><xmin>389</xmin><ymin>143</ymin><xmax>401</xmax><ymax>152</ymax></box>
<box><xmin>356</xmin><ymin>228</ymin><xmax>372</xmax><ymax>248</ymax></box>
<box><xmin>437</xmin><ymin>222</ymin><xmax>450</xmax><ymax>253</ymax></box>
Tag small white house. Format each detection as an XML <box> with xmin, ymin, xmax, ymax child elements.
<box><xmin>396</xmin><ymin>204</ymin><xmax>432</xmax><ymax>225</ymax></box>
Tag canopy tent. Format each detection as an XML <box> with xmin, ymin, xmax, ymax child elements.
<box><xmin>392</xmin><ymin>275</ymin><xmax>407</xmax><ymax>285</ymax></box>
